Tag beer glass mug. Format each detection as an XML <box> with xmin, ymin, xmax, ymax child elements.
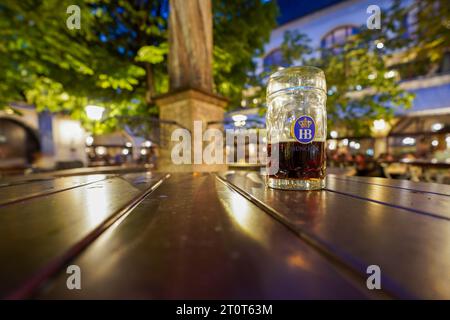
<box><xmin>266</xmin><ymin>66</ymin><xmax>327</xmax><ymax>190</ymax></box>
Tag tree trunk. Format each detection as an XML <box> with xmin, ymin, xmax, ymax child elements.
<box><xmin>168</xmin><ymin>0</ymin><xmax>213</xmax><ymax>93</ymax></box>
<box><xmin>145</xmin><ymin>63</ymin><xmax>155</xmax><ymax>105</ymax></box>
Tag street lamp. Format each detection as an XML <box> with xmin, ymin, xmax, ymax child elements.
<box><xmin>373</xmin><ymin>119</ymin><xmax>387</xmax><ymax>132</ymax></box>
<box><xmin>431</xmin><ymin>123</ymin><xmax>443</xmax><ymax>132</ymax></box>
<box><xmin>232</xmin><ymin>114</ymin><xmax>247</xmax><ymax>127</ymax></box>
<box><xmin>330</xmin><ymin>130</ymin><xmax>338</xmax><ymax>139</ymax></box>
<box><xmin>85</xmin><ymin>105</ymin><xmax>105</xmax><ymax>121</ymax></box>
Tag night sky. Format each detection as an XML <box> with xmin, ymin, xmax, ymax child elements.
<box><xmin>276</xmin><ymin>0</ymin><xmax>346</xmax><ymax>25</ymax></box>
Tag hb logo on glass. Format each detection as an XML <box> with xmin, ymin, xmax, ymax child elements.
<box><xmin>291</xmin><ymin>115</ymin><xmax>316</xmax><ymax>144</ymax></box>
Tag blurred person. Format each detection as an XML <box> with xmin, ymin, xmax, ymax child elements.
<box><xmin>377</xmin><ymin>152</ymin><xmax>394</xmax><ymax>163</ymax></box>
<box><xmin>114</xmin><ymin>152</ymin><xmax>123</xmax><ymax>165</ymax></box>
<box><xmin>402</xmin><ymin>153</ymin><xmax>416</xmax><ymax>161</ymax></box>
<box><xmin>354</xmin><ymin>153</ymin><xmax>369</xmax><ymax>176</ymax></box>
<box><xmin>416</xmin><ymin>137</ymin><xmax>428</xmax><ymax>159</ymax></box>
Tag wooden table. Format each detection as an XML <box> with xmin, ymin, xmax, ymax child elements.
<box><xmin>0</xmin><ymin>170</ymin><xmax>449</xmax><ymax>299</ymax></box>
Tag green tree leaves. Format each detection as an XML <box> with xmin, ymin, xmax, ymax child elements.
<box><xmin>135</xmin><ymin>43</ymin><xmax>168</xmax><ymax>64</ymax></box>
<box><xmin>0</xmin><ymin>0</ymin><xmax>277</xmax><ymax>134</ymax></box>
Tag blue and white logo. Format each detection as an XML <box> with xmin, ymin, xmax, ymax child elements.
<box><xmin>291</xmin><ymin>115</ymin><xmax>316</xmax><ymax>144</ymax></box>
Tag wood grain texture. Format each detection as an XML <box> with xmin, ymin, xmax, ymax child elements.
<box><xmin>36</xmin><ymin>173</ymin><xmax>377</xmax><ymax>299</ymax></box>
<box><xmin>2</xmin><ymin>171</ymin><xmax>448</xmax><ymax>299</ymax></box>
<box><xmin>0</xmin><ymin>166</ymin><xmax>151</xmax><ymax>186</ymax></box>
<box><xmin>0</xmin><ymin>172</ymin><xmax>167</xmax><ymax>298</ymax></box>
<box><xmin>325</xmin><ymin>176</ymin><xmax>450</xmax><ymax>220</ymax></box>
<box><xmin>168</xmin><ymin>0</ymin><xmax>213</xmax><ymax>92</ymax></box>
<box><xmin>331</xmin><ymin>175</ymin><xmax>450</xmax><ymax>197</ymax></box>
<box><xmin>0</xmin><ymin>174</ymin><xmax>110</xmax><ymax>207</ymax></box>
<box><xmin>219</xmin><ymin>171</ymin><xmax>450</xmax><ymax>299</ymax></box>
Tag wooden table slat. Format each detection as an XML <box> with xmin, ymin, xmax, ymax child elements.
<box><xmin>331</xmin><ymin>175</ymin><xmax>450</xmax><ymax>197</ymax></box>
<box><xmin>326</xmin><ymin>176</ymin><xmax>450</xmax><ymax>220</ymax></box>
<box><xmin>219</xmin><ymin>171</ymin><xmax>450</xmax><ymax>299</ymax></box>
<box><xmin>0</xmin><ymin>172</ymin><xmax>167</xmax><ymax>298</ymax></box>
<box><xmin>36</xmin><ymin>173</ymin><xmax>379</xmax><ymax>299</ymax></box>
<box><xmin>0</xmin><ymin>174</ymin><xmax>111</xmax><ymax>207</ymax></box>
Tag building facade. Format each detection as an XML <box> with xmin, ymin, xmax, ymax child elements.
<box><xmin>228</xmin><ymin>0</ymin><xmax>450</xmax><ymax>166</ymax></box>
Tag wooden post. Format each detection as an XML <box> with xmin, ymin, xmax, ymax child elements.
<box><xmin>168</xmin><ymin>0</ymin><xmax>213</xmax><ymax>93</ymax></box>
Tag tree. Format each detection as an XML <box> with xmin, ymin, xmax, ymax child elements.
<box><xmin>0</xmin><ymin>0</ymin><xmax>277</xmax><ymax>133</ymax></box>
<box><xmin>213</xmin><ymin>0</ymin><xmax>278</xmax><ymax>106</ymax></box>
<box><xmin>318</xmin><ymin>24</ymin><xmax>414</xmax><ymax>136</ymax></box>
<box><xmin>0</xmin><ymin>0</ymin><xmax>168</xmax><ymax>134</ymax></box>
<box><xmin>384</xmin><ymin>0</ymin><xmax>450</xmax><ymax>74</ymax></box>
<box><xmin>250</xmin><ymin>24</ymin><xmax>414</xmax><ymax>136</ymax></box>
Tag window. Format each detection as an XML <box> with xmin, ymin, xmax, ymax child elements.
<box><xmin>320</xmin><ymin>25</ymin><xmax>359</xmax><ymax>56</ymax></box>
<box><xmin>263</xmin><ymin>48</ymin><xmax>288</xmax><ymax>71</ymax></box>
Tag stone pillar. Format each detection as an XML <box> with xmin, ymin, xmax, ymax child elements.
<box><xmin>371</xmin><ymin>120</ymin><xmax>392</xmax><ymax>158</ymax></box>
<box><xmin>156</xmin><ymin>89</ymin><xmax>227</xmax><ymax>172</ymax></box>
<box><xmin>374</xmin><ymin>137</ymin><xmax>388</xmax><ymax>158</ymax></box>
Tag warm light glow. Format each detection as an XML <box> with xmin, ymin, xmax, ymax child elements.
<box><xmin>328</xmin><ymin>140</ymin><xmax>337</xmax><ymax>150</ymax></box>
<box><xmin>85</xmin><ymin>105</ymin><xmax>105</xmax><ymax>121</ymax></box>
<box><xmin>142</xmin><ymin>140</ymin><xmax>152</xmax><ymax>148</ymax></box>
<box><xmin>95</xmin><ymin>146</ymin><xmax>107</xmax><ymax>155</ymax></box>
<box><xmin>86</xmin><ymin>136</ymin><xmax>94</xmax><ymax>146</ymax></box>
<box><xmin>122</xmin><ymin>148</ymin><xmax>129</xmax><ymax>155</ymax></box>
<box><xmin>232</xmin><ymin>114</ymin><xmax>248</xmax><ymax>127</ymax></box>
<box><xmin>234</xmin><ymin>120</ymin><xmax>246</xmax><ymax>127</ymax></box>
<box><xmin>125</xmin><ymin>142</ymin><xmax>132</xmax><ymax>148</ymax></box>
<box><xmin>221</xmin><ymin>185</ymin><xmax>261</xmax><ymax>242</ymax></box>
<box><xmin>368</xmin><ymin>73</ymin><xmax>377</xmax><ymax>80</ymax></box>
<box><xmin>232</xmin><ymin>114</ymin><xmax>247</xmax><ymax>122</ymax></box>
<box><xmin>376</xmin><ymin>42</ymin><xmax>384</xmax><ymax>49</ymax></box>
<box><xmin>431</xmin><ymin>123</ymin><xmax>443</xmax><ymax>132</ymax></box>
<box><xmin>373</xmin><ymin>119</ymin><xmax>387</xmax><ymax>131</ymax></box>
<box><xmin>85</xmin><ymin>183</ymin><xmax>111</xmax><ymax>227</ymax></box>
<box><xmin>431</xmin><ymin>140</ymin><xmax>439</xmax><ymax>147</ymax></box>
<box><xmin>248</xmin><ymin>143</ymin><xmax>257</xmax><ymax>158</ymax></box>
<box><xmin>140</xmin><ymin>148</ymin><xmax>148</xmax><ymax>155</ymax></box>
<box><xmin>330</xmin><ymin>130</ymin><xmax>338</xmax><ymax>139</ymax></box>
<box><xmin>60</xmin><ymin>93</ymin><xmax>69</xmax><ymax>101</ymax></box>
<box><xmin>342</xmin><ymin>138</ymin><xmax>349</xmax><ymax>146</ymax></box>
<box><xmin>287</xmin><ymin>254</ymin><xmax>309</xmax><ymax>269</ymax></box>
<box><xmin>384</xmin><ymin>70</ymin><xmax>396</xmax><ymax>79</ymax></box>
<box><xmin>349</xmin><ymin>141</ymin><xmax>356</xmax><ymax>148</ymax></box>
<box><xmin>59</xmin><ymin>120</ymin><xmax>83</xmax><ymax>144</ymax></box>
<box><xmin>354</xmin><ymin>142</ymin><xmax>361</xmax><ymax>150</ymax></box>
<box><xmin>402</xmin><ymin>137</ymin><xmax>415</xmax><ymax>145</ymax></box>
